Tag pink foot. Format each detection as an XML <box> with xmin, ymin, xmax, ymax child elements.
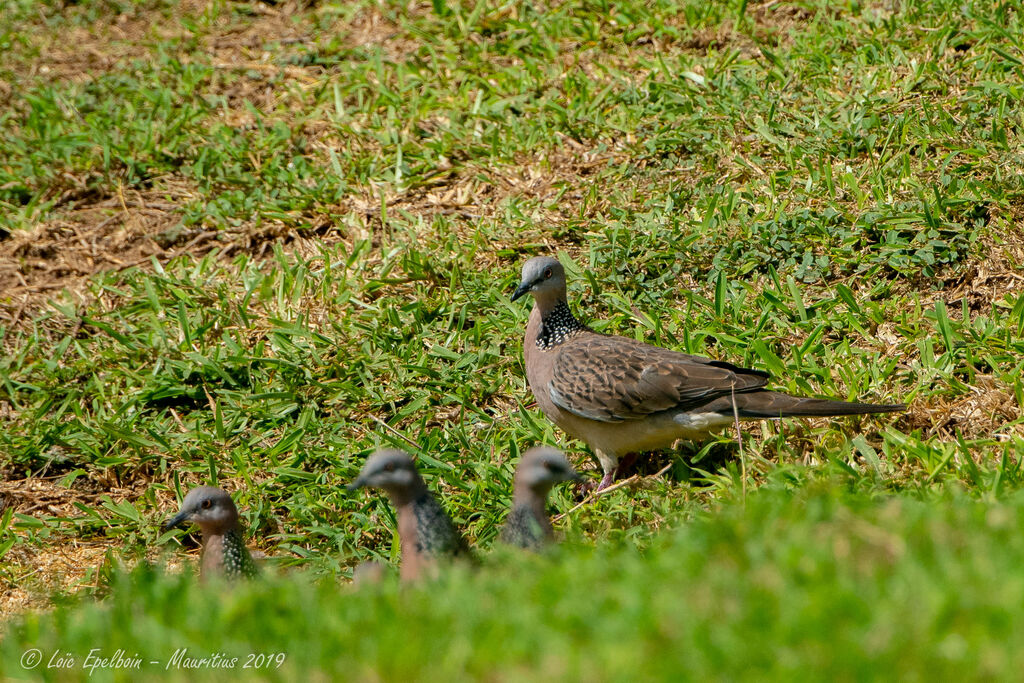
<box><xmin>595</xmin><ymin>472</ymin><xmax>615</xmax><ymax>492</ymax></box>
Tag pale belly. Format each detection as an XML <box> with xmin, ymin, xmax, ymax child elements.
<box><xmin>554</xmin><ymin>409</ymin><xmax>740</xmax><ymax>457</ymax></box>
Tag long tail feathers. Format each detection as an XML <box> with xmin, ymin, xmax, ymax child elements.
<box><xmin>726</xmin><ymin>391</ymin><xmax>906</xmax><ymax>419</ymax></box>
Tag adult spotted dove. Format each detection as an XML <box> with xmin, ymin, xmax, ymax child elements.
<box><xmin>164</xmin><ymin>486</ymin><xmax>259</xmax><ymax>580</ymax></box>
<box><xmin>348</xmin><ymin>449</ymin><xmax>469</xmax><ymax>581</ymax></box>
<box><xmin>511</xmin><ymin>255</ymin><xmax>905</xmax><ymax>490</ymax></box>
<box><xmin>500</xmin><ymin>446</ymin><xmax>580</xmax><ymax>550</ymax></box>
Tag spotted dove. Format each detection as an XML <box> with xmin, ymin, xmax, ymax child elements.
<box><xmin>163</xmin><ymin>486</ymin><xmax>259</xmax><ymax>581</ymax></box>
<box><xmin>511</xmin><ymin>256</ymin><xmax>905</xmax><ymax>490</ymax></box>
<box><xmin>348</xmin><ymin>449</ymin><xmax>469</xmax><ymax>581</ymax></box>
<box><xmin>500</xmin><ymin>446</ymin><xmax>580</xmax><ymax>550</ymax></box>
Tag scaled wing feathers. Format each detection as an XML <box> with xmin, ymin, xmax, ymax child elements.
<box><xmin>547</xmin><ymin>335</ymin><xmax>770</xmax><ymax>422</ymax></box>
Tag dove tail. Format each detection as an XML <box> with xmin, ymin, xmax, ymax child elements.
<box><xmin>731</xmin><ymin>391</ymin><xmax>906</xmax><ymax>418</ymax></box>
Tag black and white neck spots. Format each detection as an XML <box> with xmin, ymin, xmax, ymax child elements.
<box><xmin>537</xmin><ymin>301</ymin><xmax>587</xmax><ymax>350</ymax></box>
<box><xmin>411</xmin><ymin>492</ymin><xmax>464</xmax><ymax>557</ymax></box>
<box><xmin>221</xmin><ymin>528</ymin><xmax>258</xmax><ymax>579</ymax></box>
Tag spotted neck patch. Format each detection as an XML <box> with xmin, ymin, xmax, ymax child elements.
<box><xmin>222</xmin><ymin>528</ymin><xmax>258</xmax><ymax>579</ymax></box>
<box><xmin>537</xmin><ymin>301</ymin><xmax>587</xmax><ymax>350</ymax></box>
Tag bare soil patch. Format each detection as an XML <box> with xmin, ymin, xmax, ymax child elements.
<box><xmin>1</xmin><ymin>181</ymin><xmax>196</xmax><ymax>326</ymax></box>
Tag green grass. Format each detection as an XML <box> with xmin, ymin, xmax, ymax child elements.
<box><xmin>7</xmin><ymin>483</ymin><xmax>1024</xmax><ymax>682</ymax></box>
<box><xmin>1</xmin><ymin>0</ymin><xmax>1023</xmax><ymax>679</ymax></box>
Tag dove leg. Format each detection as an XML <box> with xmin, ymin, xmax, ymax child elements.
<box><xmin>593</xmin><ymin>449</ymin><xmax>620</xmax><ymax>491</ymax></box>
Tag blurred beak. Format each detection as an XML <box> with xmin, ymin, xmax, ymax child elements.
<box><xmin>569</xmin><ymin>471</ymin><xmax>584</xmax><ymax>483</ymax></box>
<box><xmin>346</xmin><ymin>476</ymin><xmax>367</xmax><ymax>492</ymax></box>
<box><xmin>162</xmin><ymin>509</ymin><xmax>191</xmax><ymax>531</ymax></box>
<box><xmin>510</xmin><ymin>280</ymin><xmax>533</xmax><ymax>302</ymax></box>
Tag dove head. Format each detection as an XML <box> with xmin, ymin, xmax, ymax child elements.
<box><xmin>348</xmin><ymin>449</ymin><xmax>428</xmax><ymax>506</ymax></box>
<box><xmin>511</xmin><ymin>256</ymin><xmax>567</xmax><ymax>309</ymax></box>
<box><xmin>514</xmin><ymin>446</ymin><xmax>580</xmax><ymax>498</ymax></box>
<box><xmin>164</xmin><ymin>486</ymin><xmax>241</xmax><ymax>537</ymax></box>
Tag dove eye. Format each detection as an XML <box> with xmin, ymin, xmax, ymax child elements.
<box><xmin>383</xmin><ymin>463</ymin><xmax>396</xmax><ymax>472</ymax></box>
<box><xmin>543</xmin><ymin>268</ymin><xmax>552</xmax><ymax>279</ymax></box>
<box><xmin>201</xmin><ymin>499</ymin><xmax>212</xmax><ymax>509</ymax></box>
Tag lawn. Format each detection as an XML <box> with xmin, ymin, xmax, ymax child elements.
<box><xmin>0</xmin><ymin>0</ymin><xmax>1022</xmax><ymax>680</ymax></box>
